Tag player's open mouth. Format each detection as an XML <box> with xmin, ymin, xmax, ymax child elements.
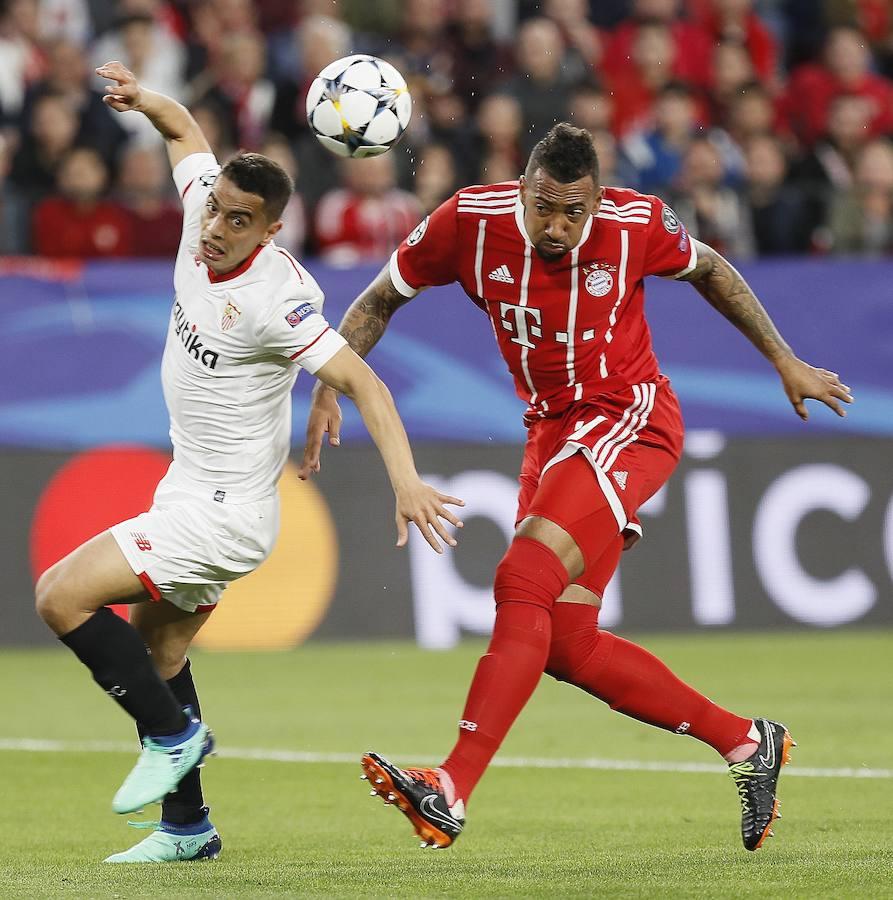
<box><xmin>201</xmin><ymin>240</ymin><xmax>225</xmax><ymax>261</ymax></box>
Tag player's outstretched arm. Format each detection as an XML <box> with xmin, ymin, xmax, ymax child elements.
<box><xmin>680</xmin><ymin>240</ymin><xmax>854</xmax><ymax>421</ymax></box>
<box><xmin>303</xmin><ymin>346</ymin><xmax>464</xmax><ymax>553</ymax></box>
<box><xmin>304</xmin><ymin>265</ymin><xmax>412</xmax><ymax>471</ymax></box>
<box><xmin>96</xmin><ymin>61</ymin><xmax>211</xmax><ymax>169</ymax></box>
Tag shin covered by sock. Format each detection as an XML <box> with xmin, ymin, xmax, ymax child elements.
<box><xmin>441</xmin><ymin>537</ymin><xmax>570</xmax><ymax>803</ymax></box>
<box><xmin>60</xmin><ymin>607</ymin><xmax>187</xmax><ymax>736</ymax></box>
<box><xmin>546</xmin><ymin>602</ymin><xmax>753</xmax><ymax>757</ymax></box>
<box><xmin>136</xmin><ymin>659</ymin><xmax>207</xmax><ymax>826</ymax></box>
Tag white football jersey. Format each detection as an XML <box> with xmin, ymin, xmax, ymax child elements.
<box><xmin>160</xmin><ymin>152</ymin><xmax>346</xmax><ymax>503</ymax></box>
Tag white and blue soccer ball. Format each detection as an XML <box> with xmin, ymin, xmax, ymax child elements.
<box><xmin>306</xmin><ymin>55</ymin><xmax>412</xmax><ymax>158</ymax></box>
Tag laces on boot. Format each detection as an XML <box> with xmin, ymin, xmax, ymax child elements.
<box><xmin>404</xmin><ymin>768</ymin><xmax>442</xmax><ymax>791</ymax></box>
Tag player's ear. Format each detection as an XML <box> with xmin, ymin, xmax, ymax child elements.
<box><xmin>262</xmin><ymin>220</ymin><xmax>283</xmax><ymax>244</ymax></box>
<box><xmin>519</xmin><ymin>175</ymin><xmax>527</xmax><ymax>202</ymax></box>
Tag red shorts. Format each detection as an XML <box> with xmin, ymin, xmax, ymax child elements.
<box><xmin>515</xmin><ymin>379</ymin><xmax>684</xmax><ymax>596</ymax></box>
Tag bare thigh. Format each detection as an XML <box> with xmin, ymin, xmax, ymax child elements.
<box><xmin>130</xmin><ymin>600</ymin><xmax>213</xmax><ymax>681</ymax></box>
<box><xmin>35</xmin><ymin>531</ymin><xmax>148</xmax><ymax>635</ymax></box>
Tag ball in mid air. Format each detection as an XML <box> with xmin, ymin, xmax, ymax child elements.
<box><xmin>306</xmin><ymin>55</ymin><xmax>412</xmax><ymax>158</ymax></box>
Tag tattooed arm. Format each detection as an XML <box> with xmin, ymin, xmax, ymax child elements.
<box><xmin>680</xmin><ymin>241</ymin><xmax>853</xmax><ymax>420</ymax></box>
<box><xmin>300</xmin><ymin>265</ymin><xmax>415</xmax><ymax>477</ymax></box>
<box><xmin>330</xmin><ymin>264</ymin><xmax>411</xmax><ymax>359</ymax></box>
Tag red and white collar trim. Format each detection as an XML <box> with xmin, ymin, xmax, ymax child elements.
<box><xmin>206</xmin><ymin>243</ymin><xmax>265</xmax><ymax>284</ymax></box>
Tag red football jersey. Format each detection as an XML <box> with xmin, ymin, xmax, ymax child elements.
<box><xmin>389</xmin><ymin>183</ymin><xmax>697</xmax><ymax>421</ymax></box>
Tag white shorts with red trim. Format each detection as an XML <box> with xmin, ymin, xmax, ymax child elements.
<box><xmin>109</xmin><ymin>478</ymin><xmax>278</xmax><ymax>614</ymax></box>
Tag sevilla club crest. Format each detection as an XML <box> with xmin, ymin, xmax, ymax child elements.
<box><xmin>221</xmin><ymin>299</ymin><xmax>242</xmax><ymax>331</ymax></box>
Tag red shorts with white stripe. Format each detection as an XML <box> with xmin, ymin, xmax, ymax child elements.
<box><xmin>515</xmin><ymin>379</ymin><xmax>684</xmax><ymax>594</ymax></box>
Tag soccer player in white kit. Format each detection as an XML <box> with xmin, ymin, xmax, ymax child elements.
<box><xmin>34</xmin><ymin>61</ymin><xmax>464</xmax><ymax>864</ymax></box>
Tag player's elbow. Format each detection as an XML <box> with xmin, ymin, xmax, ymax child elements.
<box><xmin>337</xmin><ymin>360</ymin><xmax>384</xmax><ymax>403</ymax></box>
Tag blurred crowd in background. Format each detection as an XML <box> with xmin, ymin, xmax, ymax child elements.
<box><xmin>2</xmin><ymin>0</ymin><xmax>893</xmax><ymax>263</ymax></box>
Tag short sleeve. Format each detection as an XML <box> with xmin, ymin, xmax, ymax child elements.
<box><xmin>171</xmin><ymin>153</ymin><xmax>220</xmax><ymax>252</ymax></box>
<box><xmin>257</xmin><ymin>296</ymin><xmax>348</xmax><ymax>374</ymax></box>
<box><xmin>172</xmin><ymin>152</ymin><xmax>221</xmax><ymax>214</ymax></box>
<box><xmin>389</xmin><ymin>194</ymin><xmax>460</xmax><ymax>298</ymax></box>
<box><xmin>643</xmin><ymin>197</ymin><xmax>698</xmax><ymax>279</ymax></box>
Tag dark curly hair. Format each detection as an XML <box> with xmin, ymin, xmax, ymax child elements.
<box><xmin>525</xmin><ymin>122</ymin><xmax>599</xmax><ymax>184</ymax></box>
<box><xmin>220</xmin><ymin>152</ymin><xmax>293</xmax><ymax>221</ymax></box>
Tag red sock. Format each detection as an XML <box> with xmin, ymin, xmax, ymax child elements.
<box><xmin>546</xmin><ymin>603</ymin><xmax>752</xmax><ymax>756</ymax></box>
<box><xmin>441</xmin><ymin>601</ymin><xmax>552</xmax><ymax>803</ymax></box>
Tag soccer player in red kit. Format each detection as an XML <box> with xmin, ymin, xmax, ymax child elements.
<box><xmin>302</xmin><ymin>124</ymin><xmax>853</xmax><ymax>852</ymax></box>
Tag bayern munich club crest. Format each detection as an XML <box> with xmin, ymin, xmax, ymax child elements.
<box><xmin>585</xmin><ymin>268</ymin><xmax>614</xmax><ymax>297</ymax></box>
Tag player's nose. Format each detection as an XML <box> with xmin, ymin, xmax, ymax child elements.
<box><xmin>208</xmin><ymin>213</ymin><xmax>225</xmax><ymax>238</ymax></box>
<box><xmin>545</xmin><ymin>218</ymin><xmax>568</xmax><ymax>242</ymax></box>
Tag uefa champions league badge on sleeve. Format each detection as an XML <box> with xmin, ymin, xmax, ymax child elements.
<box><xmin>285</xmin><ymin>302</ymin><xmax>318</xmax><ymax>327</ymax></box>
<box><xmin>662</xmin><ymin>206</ymin><xmax>681</xmax><ymax>234</ymax></box>
<box><xmin>407</xmin><ymin>217</ymin><xmax>429</xmax><ymax>246</ymax></box>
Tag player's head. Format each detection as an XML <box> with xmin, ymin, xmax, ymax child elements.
<box><xmin>199</xmin><ymin>152</ymin><xmax>293</xmax><ymax>273</ymax></box>
<box><xmin>520</xmin><ymin>123</ymin><xmax>602</xmax><ymax>260</ymax></box>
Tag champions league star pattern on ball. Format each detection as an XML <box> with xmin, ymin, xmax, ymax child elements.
<box><xmin>306</xmin><ymin>55</ymin><xmax>412</xmax><ymax>158</ymax></box>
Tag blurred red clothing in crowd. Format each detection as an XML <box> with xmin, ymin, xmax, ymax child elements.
<box><xmin>32</xmin><ymin>196</ymin><xmax>132</xmax><ymax>257</ymax></box>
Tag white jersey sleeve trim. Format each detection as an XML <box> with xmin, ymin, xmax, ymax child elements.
<box><xmin>172</xmin><ymin>152</ymin><xmax>220</xmax><ymax>199</ymax></box>
<box><xmin>672</xmin><ymin>238</ymin><xmax>699</xmax><ymax>280</ymax></box>
<box><xmin>291</xmin><ymin>328</ymin><xmax>348</xmax><ymax>375</ymax></box>
<box><xmin>389</xmin><ymin>250</ymin><xmax>421</xmax><ymax>298</ymax></box>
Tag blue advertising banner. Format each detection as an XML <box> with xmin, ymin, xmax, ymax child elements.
<box><xmin>1</xmin><ymin>256</ymin><xmax>890</xmax><ymax>450</ymax></box>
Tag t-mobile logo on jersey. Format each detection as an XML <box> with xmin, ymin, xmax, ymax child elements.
<box><xmin>499</xmin><ymin>302</ymin><xmax>542</xmax><ymax>349</ymax></box>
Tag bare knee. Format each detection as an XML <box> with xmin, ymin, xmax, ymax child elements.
<box><xmin>35</xmin><ymin>564</ymin><xmax>72</xmax><ymax>634</ymax></box>
<box><xmin>557</xmin><ymin>584</ymin><xmax>602</xmax><ymax>607</ymax></box>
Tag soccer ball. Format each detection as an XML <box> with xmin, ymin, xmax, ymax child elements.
<box><xmin>306</xmin><ymin>55</ymin><xmax>412</xmax><ymax>159</ymax></box>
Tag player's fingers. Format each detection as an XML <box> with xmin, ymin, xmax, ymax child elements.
<box><xmin>437</xmin><ymin>506</ymin><xmax>464</xmax><ymax>528</ymax></box>
<box><xmin>823</xmin><ymin>395</ymin><xmax>846</xmax><ymax>417</ymax></box>
<box><xmin>395</xmin><ymin>516</ymin><xmax>409</xmax><ymax>548</ymax></box>
<box><xmin>413</xmin><ymin>515</ymin><xmax>443</xmax><ymax>554</ymax></box>
<box><xmin>792</xmin><ymin>399</ymin><xmax>808</xmax><ymax>420</ymax></box>
<box><xmin>328</xmin><ymin>418</ymin><xmax>341</xmax><ymax>447</ymax></box>
<box><xmin>829</xmin><ymin>384</ymin><xmax>854</xmax><ymax>403</ymax></box>
<box><xmin>437</xmin><ymin>492</ymin><xmax>466</xmax><ymax>508</ymax></box>
<box><xmin>429</xmin><ymin>513</ymin><xmax>458</xmax><ymax>548</ymax></box>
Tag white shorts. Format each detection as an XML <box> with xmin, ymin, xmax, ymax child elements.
<box><xmin>110</xmin><ymin>476</ymin><xmax>279</xmax><ymax>614</ymax></box>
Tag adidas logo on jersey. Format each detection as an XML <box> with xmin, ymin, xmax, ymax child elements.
<box><xmin>612</xmin><ymin>470</ymin><xmax>628</xmax><ymax>491</ymax></box>
<box><xmin>488</xmin><ymin>264</ymin><xmax>514</xmax><ymax>284</ymax></box>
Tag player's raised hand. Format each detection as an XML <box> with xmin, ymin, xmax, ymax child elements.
<box><xmin>776</xmin><ymin>356</ymin><xmax>854</xmax><ymax>420</ymax></box>
<box><xmin>95</xmin><ymin>61</ymin><xmax>142</xmax><ymax>112</ymax></box>
<box><xmin>298</xmin><ymin>383</ymin><xmax>343</xmax><ymax>480</ymax></box>
<box><xmin>395</xmin><ymin>482</ymin><xmax>465</xmax><ymax>554</ymax></box>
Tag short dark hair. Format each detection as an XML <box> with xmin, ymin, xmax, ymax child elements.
<box><xmin>525</xmin><ymin>122</ymin><xmax>599</xmax><ymax>184</ymax></box>
<box><xmin>220</xmin><ymin>152</ymin><xmax>293</xmax><ymax>221</ymax></box>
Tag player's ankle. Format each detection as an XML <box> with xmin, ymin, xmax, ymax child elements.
<box><xmin>436</xmin><ymin>767</ymin><xmax>459</xmax><ymax>806</ymax></box>
<box><xmin>722</xmin><ymin>720</ymin><xmax>761</xmax><ymax>763</ymax></box>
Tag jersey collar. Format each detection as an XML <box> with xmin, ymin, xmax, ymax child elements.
<box><xmin>206</xmin><ymin>243</ymin><xmax>264</xmax><ymax>284</ymax></box>
<box><xmin>513</xmin><ymin>197</ymin><xmax>595</xmax><ymax>252</ymax></box>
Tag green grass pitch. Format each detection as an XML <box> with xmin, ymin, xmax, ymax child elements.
<box><xmin>1</xmin><ymin>630</ymin><xmax>891</xmax><ymax>899</ymax></box>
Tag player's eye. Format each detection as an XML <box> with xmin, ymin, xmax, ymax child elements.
<box><xmin>535</xmin><ymin>204</ymin><xmax>547</xmax><ymax>214</ymax></box>
<box><xmin>231</xmin><ymin>216</ymin><xmax>242</xmax><ymax>228</ymax></box>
